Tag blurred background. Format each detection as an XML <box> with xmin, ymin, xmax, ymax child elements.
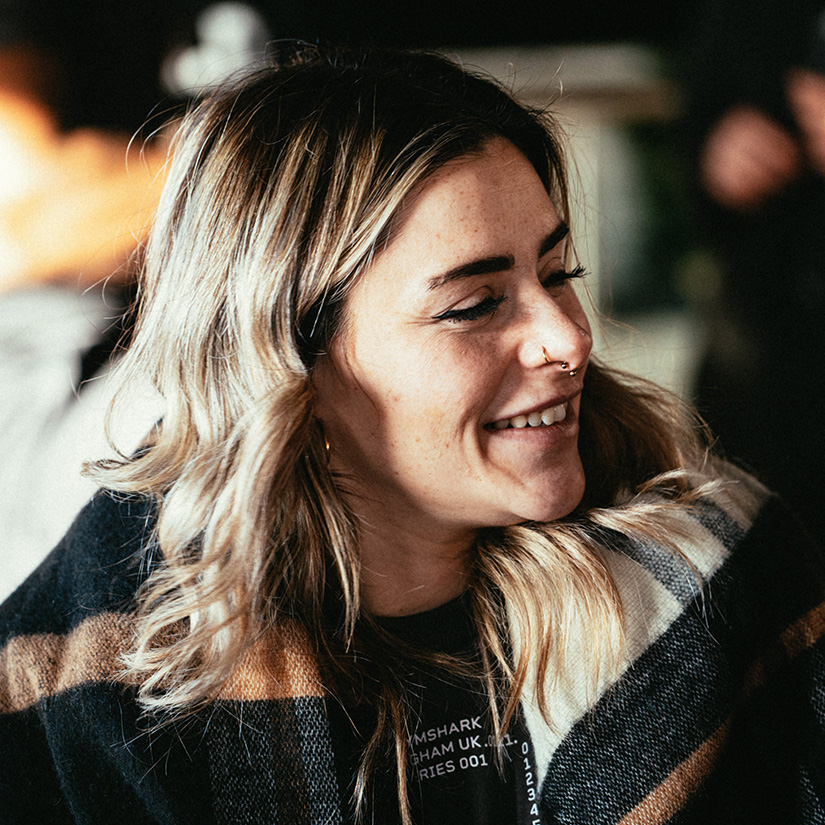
<box><xmin>3</xmin><ymin>0</ymin><xmax>824</xmax><ymax>598</ymax></box>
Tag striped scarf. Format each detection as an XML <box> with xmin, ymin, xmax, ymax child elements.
<box><xmin>1</xmin><ymin>474</ymin><xmax>823</xmax><ymax>823</ymax></box>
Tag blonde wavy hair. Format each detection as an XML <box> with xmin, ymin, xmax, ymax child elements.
<box><xmin>93</xmin><ymin>44</ymin><xmax>719</xmax><ymax>823</ymax></box>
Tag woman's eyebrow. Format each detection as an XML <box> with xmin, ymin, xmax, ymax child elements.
<box><xmin>427</xmin><ymin>254</ymin><xmax>514</xmax><ymax>290</ymax></box>
<box><xmin>426</xmin><ymin>221</ymin><xmax>570</xmax><ymax>291</ymax></box>
<box><xmin>538</xmin><ymin>221</ymin><xmax>570</xmax><ymax>258</ymax></box>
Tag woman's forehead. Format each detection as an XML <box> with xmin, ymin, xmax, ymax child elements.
<box><xmin>380</xmin><ymin>139</ymin><xmax>556</xmax><ymax>261</ymax></box>
<box><xmin>338</xmin><ymin>139</ymin><xmax>561</xmax><ymax>317</ymax></box>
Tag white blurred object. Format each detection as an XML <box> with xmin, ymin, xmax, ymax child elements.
<box><xmin>0</xmin><ymin>287</ymin><xmax>164</xmax><ymax>602</ymax></box>
<box><xmin>161</xmin><ymin>1</ymin><xmax>271</xmax><ymax>97</ymax></box>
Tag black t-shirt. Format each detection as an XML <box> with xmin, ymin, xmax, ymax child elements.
<box><xmin>327</xmin><ymin>595</ymin><xmax>546</xmax><ymax>824</ymax></box>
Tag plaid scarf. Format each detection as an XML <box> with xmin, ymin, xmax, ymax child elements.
<box><xmin>1</xmin><ymin>474</ymin><xmax>823</xmax><ymax>823</ymax></box>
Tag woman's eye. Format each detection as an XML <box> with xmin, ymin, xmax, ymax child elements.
<box><xmin>431</xmin><ymin>265</ymin><xmax>586</xmax><ymax>324</ymax></box>
<box><xmin>541</xmin><ymin>264</ymin><xmax>587</xmax><ymax>294</ymax></box>
<box><xmin>432</xmin><ymin>295</ymin><xmax>505</xmax><ymax>323</ymax></box>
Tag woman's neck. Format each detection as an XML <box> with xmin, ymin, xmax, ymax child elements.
<box><xmin>357</xmin><ymin>519</ymin><xmax>475</xmax><ymax>618</ymax></box>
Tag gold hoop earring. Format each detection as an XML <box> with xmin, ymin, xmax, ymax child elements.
<box><xmin>317</xmin><ymin>420</ymin><xmax>330</xmax><ymax>464</ymax></box>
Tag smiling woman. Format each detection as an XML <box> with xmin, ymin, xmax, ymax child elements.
<box><xmin>313</xmin><ymin>139</ymin><xmax>592</xmax><ymax>616</ymax></box>
<box><xmin>1</xmin><ymin>44</ymin><xmax>824</xmax><ymax>825</ymax></box>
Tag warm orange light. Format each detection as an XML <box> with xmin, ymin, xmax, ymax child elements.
<box><xmin>0</xmin><ymin>92</ymin><xmax>166</xmax><ymax>290</ymax></box>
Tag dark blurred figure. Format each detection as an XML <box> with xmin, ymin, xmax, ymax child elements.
<box><xmin>684</xmin><ymin>0</ymin><xmax>825</xmax><ymax>537</ymax></box>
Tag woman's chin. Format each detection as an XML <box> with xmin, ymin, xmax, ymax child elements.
<box><xmin>494</xmin><ymin>473</ymin><xmax>586</xmax><ymax>527</ymax></box>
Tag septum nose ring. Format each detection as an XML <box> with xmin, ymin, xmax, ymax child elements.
<box><xmin>542</xmin><ymin>346</ymin><xmax>579</xmax><ymax>377</ymax></box>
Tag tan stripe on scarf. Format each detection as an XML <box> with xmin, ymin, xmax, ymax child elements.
<box><xmin>0</xmin><ymin>612</ymin><xmax>133</xmax><ymax>713</ymax></box>
<box><xmin>618</xmin><ymin>598</ymin><xmax>825</xmax><ymax>824</ymax></box>
<box><xmin>618</xmin><ymin>720</ymin><xmax>730</xmax><ymax>825</ymax></box>
<box><xmin>0</xmin><ymin>613</ymin><xmax>324</xmax><ymax>713</ymax></box>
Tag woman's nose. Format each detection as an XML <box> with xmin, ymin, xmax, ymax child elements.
<box><xmin>518</xmin><ymin>294</ymin><xmax>592</xmax><ymax>373</ymax></box>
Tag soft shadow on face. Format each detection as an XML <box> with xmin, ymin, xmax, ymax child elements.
<box><xmin>312</xmin><ymin>138</ymin><xmax>593</xmax><ymax>543</ymax></box>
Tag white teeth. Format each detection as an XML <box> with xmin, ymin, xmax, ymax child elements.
<box><xmin>492</xmin><ymin>403</ymin><xmax>567</xmax><ymax>430</ymax></box>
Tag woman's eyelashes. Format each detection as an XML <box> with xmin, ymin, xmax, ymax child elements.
<box><xmin>432</xmin><ymin>265</ymin><xmax>587</xmax><ymax>324</ymax></box>
<box><xmin>540</xmin><ymin>264</ymin><xmax>587</xmax><ymax>294</ymax></box>
<box><xmin>433</xmin><ymin>294</ymin><xmax>505</xmax><ymax>323</ymax></box>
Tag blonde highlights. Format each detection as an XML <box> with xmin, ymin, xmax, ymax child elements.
<box><xmin>91</xmin><ymin>45</ymin><xmax>725</xmax><ymax>823</ymax></box>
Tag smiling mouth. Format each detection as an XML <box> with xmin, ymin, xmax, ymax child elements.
<box><xmin>487</xmin><ymin>403</ymin><xmax>568</xmax><ymax>430</ymax></box>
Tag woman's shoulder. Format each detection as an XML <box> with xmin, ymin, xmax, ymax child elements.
<box><xmin>603</xmin><ymin>457</ymin><xmax>825</xmax><ymax>650</ymax></box>
<box><xmin>533</xmin><ymin>473</ymin><xmax>825</xmax><ymax>820</ymax></box>
<box><xmin>681</xmin><ymin>458</ymin><xmax>818</xmax><ymax>575</ymax></box>
<box><xmin>611</xmin><ymin>458</ymin><xmax>796</xmax><ymax>578</ymax></box>
<box><xmin>0</xmin><ymin>488</ymin><xmax>157</xmax><ymax>646</ymax></box>
<box><xmin>0</xmin><ymin>489</ymin><xmax>156</xmax><ymax>730</ymax></box>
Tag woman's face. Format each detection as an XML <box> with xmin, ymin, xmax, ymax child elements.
<box><xmin>313</xmin><ymin>138</ymin><xmax>592</xmax><ymax>540</ymax></box>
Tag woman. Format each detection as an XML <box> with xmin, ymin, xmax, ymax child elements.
<box><xmin>0</xmin><ymin>44</ymin><xmax>823</xmax><ymax>824</ymax></box>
